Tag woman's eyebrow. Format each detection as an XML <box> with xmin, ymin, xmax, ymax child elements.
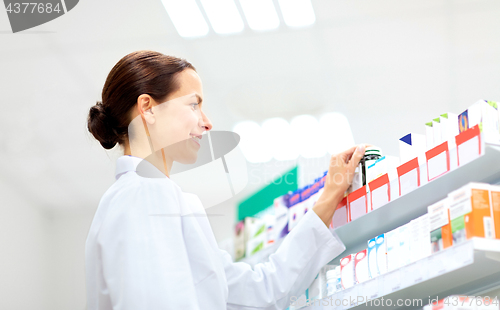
<box><xmin>191</xmin><ymin>93</ymin><xmax>203</xmax><ymax>104</ymax></box>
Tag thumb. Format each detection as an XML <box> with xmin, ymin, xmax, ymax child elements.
<box><xmin>348</xmin><ymin>144</ymin><xmax>365</xmax><ymax>171</ymax></box>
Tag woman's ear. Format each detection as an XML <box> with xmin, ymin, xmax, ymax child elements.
<box><xmin>138</xmin><ymin>94</ymin><xmax>155</xmax><ymax>125</ymax></box>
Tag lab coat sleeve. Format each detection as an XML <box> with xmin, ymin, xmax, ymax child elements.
<box><xmin>97</xmin><ymin>180</ymin><xmax>201</xmax><ymax>310</ymax></box>
<box><xmin>223</xmin><ymin>208</ymin><xmax>346</xmax><ymax>310</ymax></box>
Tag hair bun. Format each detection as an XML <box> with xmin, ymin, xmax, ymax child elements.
<box><xmin>87</xmin><ymin>101</ymin><xmax>119</xmax><ymax>149</ymax></box>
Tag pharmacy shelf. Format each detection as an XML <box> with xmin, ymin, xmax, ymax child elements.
<box><xmin>239</xmin><ymin>238</ymin><xmax>283</xmax><ymax>267</ymax></box>
<box><xmin>330</xmin><ymin>143</ymin><xmax>500</xmax><ymax>264</ymax></box>
<box><xmin>304</xmin><ymin>238</ymin><xmax>500</xmax><ymax>310</ymax></box>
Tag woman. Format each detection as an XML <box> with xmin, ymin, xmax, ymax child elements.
<box><xmin>86</xmin><ymin>50</ymin><xmax>366</xmax><ymax>310</ymax></box>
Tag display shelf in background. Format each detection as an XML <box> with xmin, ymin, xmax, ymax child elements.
<box><xmin>329</xmin><ymin>143</ymin><xmax>500</xmax><ymax>265</ymax></box>
<box><xmin>303</xmin><ymin>238</ymin><xmax>500</xmax><ymax>310</ymax></box>
<box><xmin>240</xmin><ymin>144</ymin><xmax>500</xmax><ymax>268</ymax></box>
<box><xmin>239</xmin><ymin>238</ymin><xmax>283</xmax><ymax>267</ymax></box>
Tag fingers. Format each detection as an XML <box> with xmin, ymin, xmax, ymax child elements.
<box><xmin>338</xmin><ymin>145</ymin><xmax>357</xmax><ymax>164</ymax></box>
<box><xmin>348</xmin><ymin>144</ymin><xmax>366</xmax><ymax>170</ymax></box>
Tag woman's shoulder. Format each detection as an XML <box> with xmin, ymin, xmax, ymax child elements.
<box><xmin>100</xmin><ymin>171</ymin><xmax>183</xmax><ymax>215</ymax></box>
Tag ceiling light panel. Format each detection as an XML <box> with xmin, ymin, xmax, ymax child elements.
<box><xmin>161</xmin><ymin>0</ymin><xmax>209</xmax><ymax>38</ymax></box>
<box><xmin>199</xmin><ymin>0</ymin><xmax>244</xmax><ymax>34</ymax></box>
<box><xmin>239</xmin><ymin>0</ymin><xmax>280</xmax><ymax>31</ymax></box>
<box><xmin>277</xmin><ymin>0</ymin><xmax>316</xmax><ymax>28</ymax></box>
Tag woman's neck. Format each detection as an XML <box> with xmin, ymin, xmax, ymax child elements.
<box><xmin>123</xmin><ymin>140</ymin><xmax>173</xmax><ymax>178</ymax></box>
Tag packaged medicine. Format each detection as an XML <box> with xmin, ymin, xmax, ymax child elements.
<box><xmin>489</xmin><ymin>184</ymin><xmax>500</xmax><ymax>239</ymax></box>
<box><xmin>448</xmin><ymin>182</ymin><xmax>494</xmax><ymax>244</ymax></box>
<box><xmin>354</xmin><ymin>249</ymin><xmax>370</xmax><ymax>283</ymax></box>
<box><xmin>375</xmin><ymin>234</ymin><xmax>388</xmax><ymax>275</ymax></box>
<box><xmin>273</xmin><ymin>193</ymin><xmax>290</xmax><ymax>240</ymax></box>
<box><xmin>428</xmin><ymin>198</ymin><xmax>453</xmax><ymax>253</ymax></box>
<box><xmin>398</xmin><ymin>223</ymin><xmax>411</xmax><ymax>267</ymax></box>
<box><xmin>367</xmin><ymin>237</ymin><xmax>378</xmax><ymax>278</ymax></box>
<box><xmin>385</xmin><ymin>227</ymin><xmax>400</xmax><ymax>272</ymax></box>
<box><xmin>287</xmin><ymin>189</ymin><xmax>302</xmax><ymax>232</ymax></box>
<box><xmin>325</xmin><ymin>268</ymin><xmax>338</xmax><ymax>296</ymax></box>
<box><xmin>340</xmin><ymin>254</ymin><xmax>355</xmax><ymax>289</ymax></box>
<box><xmin>331</xmin><ymin>196</ymin><xmax>348</xmax><ymax>228</ymax></box>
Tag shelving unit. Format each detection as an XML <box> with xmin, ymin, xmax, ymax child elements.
<box><xmin>240</xmin><ymin>143</ymin><xmax>500</xmax><ymax>310</ymax></box>
<box><xmin>330</xmin><ymin>143</ymin><xmax>500</xmax><ymax>265</ymax></box>
<box><xmin>241</xmin><ymin>144</ymin><xmax>500</xmax><ymax>267</ymax></box>
<box><xmin>302</xmin><ymin>238</ymin><xmax>500</xmax><ymax>310</ymax></box>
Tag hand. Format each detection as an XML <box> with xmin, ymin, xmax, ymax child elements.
<box><xmin>312</xmin><ymin>144</ymin><xmax>369</xmax><ymax>227</ymax></box>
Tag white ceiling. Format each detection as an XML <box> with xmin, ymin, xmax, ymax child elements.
<box><xmin>1</xmin><ymin>0</ymin><xmax>500</xmax><ymax>213</ymax></box>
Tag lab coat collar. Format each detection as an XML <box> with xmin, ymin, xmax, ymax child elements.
<box><xmin>115</xmin><ymin>155</ymin><xmax>167</xmax><ymax>180</ymax></box>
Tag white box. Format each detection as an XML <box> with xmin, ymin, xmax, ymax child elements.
<box><xmin>425</xmin><ymin>121</ymin><xmax>434</xmax><ymax>150</ymax></box>
<box><xmin>386</xmin><ymin>227</ymin><xmax>401</xmax><ymax>272</ymax></box>
<box><xmin>367</xmin><ymin>237</ymin><xmax>378</xmax><ymax>279</ymax></box>
<box><xmin>399</xmin><ymin>223</ymin><xmax>411</xmax><ymax>267</ymax></box>
<box><xmin>432</xmin><ymin>118</ymin><xmax>443</xmax><ymax>147</ymax></box>
<box><xmin>399</xmin><ymin>133</ymin><xmax>426</xmax><ymax>164</ymax></box>
<box><xmin>440</xmin><ymin>113</ymin><xmax>459</xmax><ymax>142</ymax></box>
<box><xmin>375</xmin><ymin>234</ymin><xmax>388</xmax><ymax>275</ymax></box>
<box><xmin>354</xmin><ymin>249</ymin><xmax>370</xmax><ymax>284</ymax></box>
<box><xmin>340</xmin><ymin>254</ymin><xmax>355</xmax><ymax>289</ymax></box>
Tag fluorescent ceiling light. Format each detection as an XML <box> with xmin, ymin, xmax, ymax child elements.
<box><xmin>161</xmin><ymin>0</ymin><xmax>209</xmax><ymax>38</ymax></box>
<box><xmin>261</xmin><ymin>117</ymin><xmax>298</xmax><ymax>161</ymax></box>
<box><xmin>200</xmin><ymin>0</ymin><xmax>244</xmax><ymax>34</ymax></box>
<box><xmin>277</xmin><ymin>0</ymin><xmax>315</xmax><ymax>28</ymax></box>
<box><xmin>290</xmin><ymin>115</ymin><xmax>325</xmax><ymax>158</ymax></box>
<box><xmin>239</xmin><ymin>0</ymin><xmax>280</xmax><ymax>31</ymax></box>
<box><xmin>233</xmin><ymin>121</ymin><xmax>272</xmax><ymax>163</ymax></box>
<box><xmin>319</xmin><ymin>112</ymin><xmax>355</xmax><ymax>154</ymax></box>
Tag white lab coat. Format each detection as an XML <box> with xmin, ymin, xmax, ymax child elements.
<box><xmin>85</xmin><ymin>155</ymin><xmax>346</xmax><ymax>310</ymax></box>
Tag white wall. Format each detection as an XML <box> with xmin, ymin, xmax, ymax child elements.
<box><xmin>0</xmin><ymin>178</ymin><xmax>50</xmax><ymax>309</ymax></box>
<box><xmin>45</xmin><ymin>210</ymin><xmax>96</xmax><ymax>310</ymax></box>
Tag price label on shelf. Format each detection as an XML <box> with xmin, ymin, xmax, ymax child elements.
<box><xmin>383</xmin><ymin>269</ymin><xmax>401</xmax><ymax>294</ymax></box>
<box><xmin>344</xmin><ymin>285</ymin><xmax>359</xmax><ymax>308</ymax></box>
<box><xmin>427</xmin><ymin>250</ymin><xmax>448</xmax><ymax>278</ymax></box>
<box><xmin>452</xmin><ymin>241</ymin><xmax>474</xmax><ymax>268</ymax></box>
<box><xmin>362</xmin><ymin>278</ymin><xmax>379</xmax><ymax>301</ymax></box>
<box><xmin>401</xmin><ymin>262</ymin><xmax>425</xmax><ymax>287</ymax></box>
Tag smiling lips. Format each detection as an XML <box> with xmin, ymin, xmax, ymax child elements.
<box><xmin>190</xmin><ymin>134</ymin><xmax>202</xmax><ymax>146</ymax></box>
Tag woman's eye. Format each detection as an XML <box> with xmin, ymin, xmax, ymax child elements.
<box><xmin>191</xmin><ymin>103</ymin><xmax>199</xmax><ymax>109</ymax></box>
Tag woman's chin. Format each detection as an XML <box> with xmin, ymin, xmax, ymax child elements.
<box><xmin>177</xmin><ymin>152</ymin><xmax>198</xmax><ymax>165</ymax></box>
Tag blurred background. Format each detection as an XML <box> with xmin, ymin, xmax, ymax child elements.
<box><xmin>1</xmin><ymin>0</ymin><xmax>500</xmax><ymax>309</ymax></box>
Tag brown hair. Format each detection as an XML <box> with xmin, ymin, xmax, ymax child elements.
<box><xmin>87</xmin><ymin>50</ymin><xmax>196</xmax><ymax>149</ymax></box>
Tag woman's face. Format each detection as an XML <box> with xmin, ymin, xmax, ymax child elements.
<box><xmin>146</xmin><ymin>68</ymin><xmax>212</xmax><ymax>164</ymax></box>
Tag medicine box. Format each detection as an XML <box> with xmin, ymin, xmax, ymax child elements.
<box><xmin>489</xmin><ymin>184</ymin><xmax>500</xmax><ymax>239</ymax></box>
<box><xmin>348</xmin><ymin>186</ymin><xmax>368</xmax><ymax>222</ymax></box>
<box><xmin>397</xmin><ymin>157</ymin><xmax>420</xmax><ymax>196</ymax></box>
<box><xmin>399</xmin><ymin>133</ymin><xmax>426</xmax><ymax>164</ymax></box>
<box><xmin>428</xmin><ymin>198</ymin><xmax>453</xmax><ymax>253</ymax></box>
<box><xmin>340</xmin><ymin>254</ymin><xmax>355</xmax><ymax>289</ymax></box>
<box><xmin>354</xmin><ymin>249</ymin><xmax>370</xmax><ymax>284</ymax></box>
<box><xmin>273</xmin><ymin>193</ymin><xmax>290</xmax><ymax>240</ymax></box>
<box><xmin>425</xmin><ymin>141</ymin><xmax>450</xmax><ymax>181</ymax></box>
<box><xmin>244</xmin><ymin>217</ymin><xmax>266</xmax><ymax>257</ymax></box>
<box><xmin>367</xmin><ymin>238</ymin><xmax>378</xmax><ymax>279</ymax></box>
<box><xmin>331</xmin><ymin>196</ymin><xmax>348</xmax><ymax>228</ymax></box>
<box><xmin>368</xmin><ymin>173</ymin><xmax>390</xmax><ymax>211</ymax></box>
<box><xmin>455</xmin><ymin>124</ymin><xmax>482</xmax><ymax>167</ymax></box>
<box><xmin>288</xmin><ymin>189</ymin><xmax>302</xmax><ymax>232</ymax></box>
<box><xmin>375</xmin><ymin>234</ymin><xmax>388</xmax><ymax>275</ymax></box>
<box><xmin>448</xmin><ymin>182</ymin><xmax>495</xmax><ymax>245</ymax></box>
<box><xmin>300</xmin><ymin>185</ymin><xmax>312</xmax><ymax>217</ymax></box>
<box><xmin>385</xmin><ymin>227</ymin><xmax>400</xmax><ymax>272</ymax></box>
<box><xmin>398</xmin><ymin>223</ymin><xmax>411</xmax><ymax>267</ymax></box>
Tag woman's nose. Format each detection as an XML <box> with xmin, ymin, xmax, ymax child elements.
<box><xmin>201</xmin><ymin>111</ymin><xmax>213</xmax><ymax>131</ymax></box>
